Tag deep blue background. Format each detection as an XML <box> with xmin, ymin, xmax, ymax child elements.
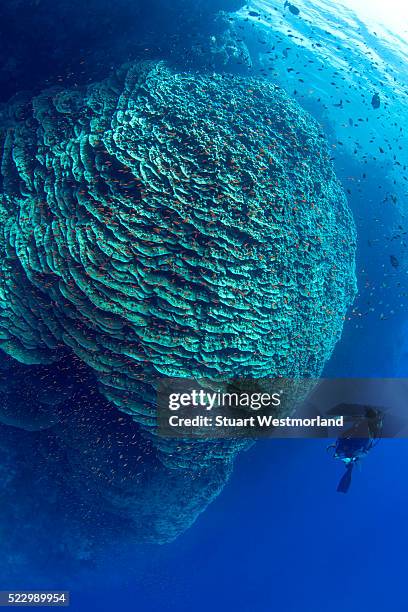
<box><xmin>73</xmin><ymin>438</ymin><xmax>408</xmax><ymax>611</ymax></box>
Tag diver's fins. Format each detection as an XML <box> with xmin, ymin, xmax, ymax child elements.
<box><xmin>337</xmin><ymin>464</ymin><xmax>354</xmax><ymax>493</ymax></box>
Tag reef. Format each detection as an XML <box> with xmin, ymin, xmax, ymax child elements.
<box><xmin>0</xmin><ymin>61</ymin><xmax>356</xmax><ymax>542</ymax></box>
<box><xmin>0</xmin><ymin>353</ymin><xmax>236</xmax><ymax>579</ymax></box>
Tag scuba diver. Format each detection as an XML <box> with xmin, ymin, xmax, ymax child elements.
<box><xmin>327</xmin><ymin>405</ymin><xmax>384</xmax><ymax>493</ymax></box>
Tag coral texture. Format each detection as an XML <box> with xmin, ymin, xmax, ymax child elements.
<box><xmin>0</xmin><ymin>61</ymin><xmax>356</xmax><ymax>463</ymax></box>
<box><xmin>0</xmin><ymin>352</ymin><xmax>235</xmax><ymax>547</ymax></box>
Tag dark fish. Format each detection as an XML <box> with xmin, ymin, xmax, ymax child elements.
<box><xmin>284</xmin><ymin>1</ymin><xmax>300</xmax><ymax>15</ymax></box>
<box><xmin>390</xmin><ymin>255</ymin><xmax>399</xmax><ymax>268</ymax></box>
<box><xmin>249</xmin><ymin>10</ymin><xmax>260</xmax><ymax>17</ymax></box>
<box><xmin>371</xmin><ymin>93</ymin><xmax>381</xmax><ymax>109</ymax></box>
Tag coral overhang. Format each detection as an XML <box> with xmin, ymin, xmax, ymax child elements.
<box><xmin>0</xmin><ymin>61</ymin><xmax>356</xmax><ymax>464</ymax></box>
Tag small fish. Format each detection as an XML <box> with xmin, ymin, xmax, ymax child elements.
<box><xmin>284</xmin><ymin>1</ymin><xmax>300</xmax><ymax>15</ymax></box>
<box><xmin>371</xmin><ymin>93</ymin><xmax>381</xmax><ymax>109</ymax></box>
<box><xmin>249</xmin><ymin>10</ymin><xmax>260</xmax><ymax>17</ymax></box>
<box><xmin>390</xmin><ymin>255</ymin><xmax>399</xmax><ymax>268</ymax></box>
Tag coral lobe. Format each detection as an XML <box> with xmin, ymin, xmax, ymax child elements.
<box><xmin>0</xmin><ymin>62</ymin><xmax>356</xmax><ymax>538</ymax></box>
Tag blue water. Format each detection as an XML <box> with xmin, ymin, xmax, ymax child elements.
<box><xmin>1</xmin><ymin>0</ymin><xmax>408</xmax><ymax>609</ymax></box>
<box><xmin>73</xmin><ymin>439</ymin><xmax>408</xmax><ymax>612</ymax></box>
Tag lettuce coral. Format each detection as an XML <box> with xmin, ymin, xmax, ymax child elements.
<box><xmin>0</xmin><ymin>61</ymin><xmax>356</xmax><ymax>467</ymax></box>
